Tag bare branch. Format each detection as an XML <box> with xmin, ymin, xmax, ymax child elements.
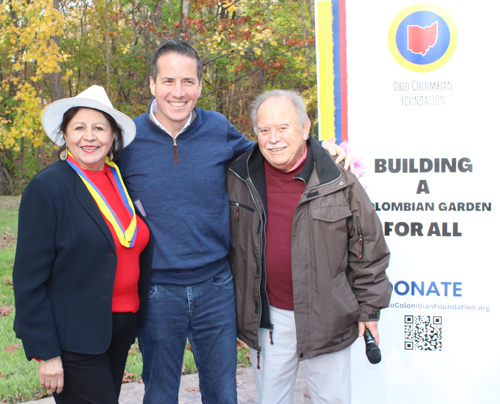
<box><xmin>191</xmin><ymin>0</ymin><xmax>242</xmax><ymax>38</ymax></box>
<box><xmin>200</xmin><ymin>44</ymin><xmax>314</xmax><ymax>99</ymax></box>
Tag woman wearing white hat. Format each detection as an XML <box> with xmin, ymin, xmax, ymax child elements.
<box><xmin>13</xmin><ymin>86</ymin><xmax>153</xmax><ymax>403</ymax></box>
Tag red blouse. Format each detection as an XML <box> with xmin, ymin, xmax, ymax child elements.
<box><xmin>85</xmin><ymin>166</ymin><xmax>150</xmax><ymax>313</ymax></box>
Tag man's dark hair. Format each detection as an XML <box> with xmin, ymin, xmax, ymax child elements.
<box><xmin>150</xmin><ymin>40</ymin><xmax>203</xmax><ymax>83</ymax></box>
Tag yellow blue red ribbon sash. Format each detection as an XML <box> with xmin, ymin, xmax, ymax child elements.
<box><xmin>66</xmin><ymin>152</ymin><xmax>137</xmax><ymax>248</ymax></box>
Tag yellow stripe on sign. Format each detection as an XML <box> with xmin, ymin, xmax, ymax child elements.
<box><xmin>315</xmin><ymin>0</ymin><xmax>335</xmax><ymax>142</ymax></box>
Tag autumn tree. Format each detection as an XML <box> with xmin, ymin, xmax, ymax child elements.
<box><xmin>0</xmin><ymin>0</ymin><xmax>65</xmax><ymax>194</ymax></box>
<box><xmin>0</xmin><ymin>0</ymin><xmax>317</xmax><ymax>194</ymax></box>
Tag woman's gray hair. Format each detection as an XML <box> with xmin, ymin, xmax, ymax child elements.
<box><xmin>249</xmin><ymin>90</ymin><xmax>309</xmax><ymax>135</ymax></box>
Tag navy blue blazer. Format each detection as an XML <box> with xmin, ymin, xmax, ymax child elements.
<box><xmin>13</xmin><ymin>160</ymin><xmax>153</xmax><ymax>360</ymax></box>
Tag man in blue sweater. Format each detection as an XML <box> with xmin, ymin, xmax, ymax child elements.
<box><xmin>119</xmin><ymin>40</ymin><xmax>348</xmax><ymax>404</ymax></box>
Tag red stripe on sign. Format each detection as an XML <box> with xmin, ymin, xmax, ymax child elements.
<box><xmin>339</xmin><ymin>0</ymin><xmax>349</xmax><ymax>142</ymax></box>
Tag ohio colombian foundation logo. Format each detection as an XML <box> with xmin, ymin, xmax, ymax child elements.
<box><xmin>388</xmin><ymin>4</ymin><xmax>458</xmax><ymax>72</ymax></box>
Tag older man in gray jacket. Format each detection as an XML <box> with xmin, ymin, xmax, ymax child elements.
<box><xmin>226</xmin><ymin>90</ymin><xmax>391</xmax><ymax>404</ymax></box>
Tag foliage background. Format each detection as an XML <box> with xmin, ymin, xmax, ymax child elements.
<box><xmin>0</xmin><ymin>0</ymin><xmax>318</xmax><ymax>195</ymax></box>
<box><xmin>1</xmin><ymin>0</ymin><xmax>318</xmax><ymax>400</ymax></box>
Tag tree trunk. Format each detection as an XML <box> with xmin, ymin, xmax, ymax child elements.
<box><xmin>50</xmin><ymin>0</ymin><xmax>63</xmax><ymax>162</ymax></box>
<box><xmin>3</xmin><ymin>167</ymin><xmax>15</xmax><ymax>196</ymax></box>
<box><xmin>0</xmin><ymin>150</ymin><xmax>7</xmax><ymax>196</ymax></box>
<box><xmin>106</xmin><ymin>0</ymin><xmax>111</xmax><ymax>93</ymax></box>
<box><xmin>301</xmin><ymin>0</ymin><xmax>314</xmax><ymax>136</ymax></box>
<box><xmin>50</xmin><ymin>0</ymin><xmax>63</xmax><ymax>102</ymax></box>
<box><xmin>178</xmin><ymin>0</ymin><xmax>191</xmax><ymax>35</ymax></box>
<box><xmin>182</xmin><ymin>0</ymin><xmax>192</xmax><ymax>20</ymax></box>
<box><xmin>17</xmin><ymin>138</ymin><xmax>25</xmax><ymax>195</ymax></box>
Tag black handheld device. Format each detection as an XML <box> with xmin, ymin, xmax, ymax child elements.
<box><xmin>364</xmin><ymin>328</ymin><xmax>381</xmax><ymax>364</ymax></box>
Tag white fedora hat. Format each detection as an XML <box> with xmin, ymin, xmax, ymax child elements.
<box><xmin>42</xmin><ymin>85</ymin><xmax>136</xmax><ymax>147</ymax></box>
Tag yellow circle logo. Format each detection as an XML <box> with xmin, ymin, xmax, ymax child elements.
<box><xmin>388</xmin><ymin>4</ymin><xmax>458</xmax><ymax>72</ymax></box>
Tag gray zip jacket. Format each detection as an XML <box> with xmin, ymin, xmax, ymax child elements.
<box><xmin>226</xmin><ymin>137</ymin><xmax>391</xmax><ymax>360</ymax></box>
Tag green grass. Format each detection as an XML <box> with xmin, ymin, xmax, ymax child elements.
<box><xmin>0</xmin><ymin>196</ymin><xmax>45</xmax><ymax>403</ymax></box>
<box><xmin>0</xmin><ymin>196</ymin><xmax>250</xmax><ymax>403</ymax></box>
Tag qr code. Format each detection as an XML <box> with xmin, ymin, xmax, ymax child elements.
<box><xmin>404</xmin><ymin>315</ymin><xmax>442</xmax><ymax>351</ymax></box>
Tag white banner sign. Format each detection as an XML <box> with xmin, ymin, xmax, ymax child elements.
<box><xmin>317</xmin><ymin>1</ymin><xmax>500</xmax><ymax>403</ymax></box>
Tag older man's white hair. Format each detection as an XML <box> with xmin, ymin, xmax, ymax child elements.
<box><xmin>250</xmin><ymin>90</ymin><xmax>309</xmax><ymax>135</ymax></box>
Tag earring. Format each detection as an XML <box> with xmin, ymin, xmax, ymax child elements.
<box><xmin>60</xmin><ymin>148</ymin><xmax>68</xmax><ymax>161</ymax></box>
<box><xmin>108</xmin><ymin>150</ymin><xmax>114</xmax><ymax>161</ymax></box>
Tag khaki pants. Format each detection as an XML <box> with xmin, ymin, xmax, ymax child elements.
<box><xmin>249</xmin><ymin>306</ymin><xmax>352</xmax><ymax>404</ymax></box>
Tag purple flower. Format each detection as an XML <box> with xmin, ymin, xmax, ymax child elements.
<box><xmin>339</xmin><ymin>140</ymin><xmax>351</xmax><ymax>155</ymax></box>
<box><xmin>351</xmin><ymin>156</ymin><xmax>366</xmax><ymax>177</ymax></box>
<box><xmin>334</xmin><ymin>141</ymin><xmax>367</xmax><ymax>182</ymax></box>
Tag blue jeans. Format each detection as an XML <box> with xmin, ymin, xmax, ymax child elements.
<box><xmin>137</xmin><ymin>270</ymin><xmax>237</xmax><ymax>404</ymax></box>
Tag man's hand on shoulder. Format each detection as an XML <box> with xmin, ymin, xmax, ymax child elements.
<box><xmin>321</xmin><ymin>141</ymin><xmax>352</xmax><ymax>171</ymax></box>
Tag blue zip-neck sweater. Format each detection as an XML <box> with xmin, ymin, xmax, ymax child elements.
<box><xmin>119</xmin><ymin>101</ymin><xmax>253</xmax><ymax>285</ymax></box>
